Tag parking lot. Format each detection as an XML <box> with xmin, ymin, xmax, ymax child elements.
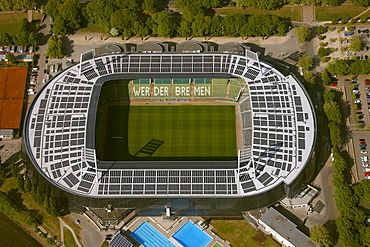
<box><xmin>341</xmin><ymin>74</ymin><xmax>370</xmax><ymax>126</ymax></box>
<box><xmin>351</xmin><ymin>131</ymin><xmax>370</xmax><ymax>181</ymax></box>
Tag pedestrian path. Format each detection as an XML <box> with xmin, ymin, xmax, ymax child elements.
<box><xmin>59</xmin><ymin>218</ymin><xmax>83</xmax><ymax>247</ymax></box>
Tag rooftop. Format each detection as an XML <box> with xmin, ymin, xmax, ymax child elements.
<box><xmin>259</xmin><ymin>207</ymin><xmax>319</xmax><ymax>247</ymax></box>
<box><xmin>24</xmin><ymin>42</ymin><xmax>316</xmax><ymax>203</ymax></box>
<box><xmin>0</xmin><ymin>67</ymin><xmax>27</xmax><ymax>129</ymax></box>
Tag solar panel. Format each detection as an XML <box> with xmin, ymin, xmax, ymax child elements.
<box><xmin>109</xmin><ymin>233</ymin><xmax>134</xmax><ymax>247</ymax></box>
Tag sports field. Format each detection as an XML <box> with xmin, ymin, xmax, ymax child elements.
<box><xmin>98</xmin><ymin>104</ymin><xmax>237</xmax><ymax>161</ymax></box>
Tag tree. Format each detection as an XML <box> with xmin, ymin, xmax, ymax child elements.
<box><xmin>318</xmin><ymin>47</ymin><xmax>328</xmax><ymax>57</ymax></box>
<box><xmin>46</xmin><ymin>36</ymin><xmax>66</xmax><ymax>59</ymax></box>
<box><xmin>321</xmin><ymin>0</ymin><xmax>345</xmax><ymax>5</ymax></box>
<box><xmin>110</xmin><ymin>9</ymin><xmax>143</xmax><ymax>37</ymax></box>
<box><xmin>235</xmin><ymin>0</ymin><xmax>286</xmax><ymax>10</ymax></box>
<box><xmin>298</xmin><ymin>53</ymin><xmax>313</xmax><ymax>71</ymax></box>
<box><xmin>310</xmin><ymin>225</ymin><xmax>332</xmax><ymax>247</ymax></box>
<box><xmin>0</xmin><ymin>164</ymin><xmax>5</xmax><ymax>185</ymax></box>
<box><xmin>174</xmin><ymin>0</ymin><xmax>207</xmax><ymax>16</ymax></box>
<box><xmin>294</xmin><ymin>25</ymin><xmax>311</xmax><ymax>43</ymax></box>
<box><xmin>303</xmin><ymin>71</ymin><xmax>316</xmax><ymax>90</ymax></box>
<box><xmin>45</xmin><ymin>193</ymin><xmax>64</xmax><ymax>217</ymax></box>
<box><xmin>317</xmin><ymin>25</ymin><xmax>327</xmax><ymax>35</ymax></box>
<box><xmin>142</xmin><ymin>0</ymin><xmax>158</xmax><ymax>13</ymax></box>
<box><xmin>191</xmin><ymin>14</ymin><xmax>212</xmax><ymax>37</ymax></box>
<box><xmin>321</xmin><ymin>71</ymin><xmax>331</xmax><ymax>85</ymax></box>
<box><xmin>44</xmin><ymin>0</ymin><xmax>84</xmax><ymax>35</ymax></box>
<box><xmin>222</xmin><ymin>14</ymin><xmax>247</xmax><ymax>37</ymax></box>
<box><xmin>349</xmin><ymin>34</ymin><xmax>363</xmax><ymax>51</ymax></box>
<box><xmin>151</xmin><ymin>11</ymin><xmax>176</xmax><ymax>37</ymax></box>
<box><xmin>5</xmin><ymin>53</ymin><xmax>16</xmax><ymax>64</ymax></box>
<box><xmin>351</xmin><ymin>0</ymin><xmax>370</xmax><ymax>7</ymax></box>
<box><xmin>113</xmin><ymin>0</ymin><xmax>139</xmax><ymax>10</ymax></box>
<box><xmin>84</xmin><ymin>0</ymin><xmax>118</xmax><ymax>32</ymax></box>
<box><xmin>0</xmin><ymin>33</ymin><xmax>13</xmax><ymax>45</ymax></box>
<box><xmin>326</xmin><ymin>59</ymin><xmax>350</xmax><ymax>75</ymax></box>
<box><xmin>240</xmin><ymin>14</ymin><xmax>288</xmax><ymax>37</ymax></box>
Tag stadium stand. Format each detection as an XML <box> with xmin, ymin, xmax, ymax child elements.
<box><xmin>24</xmin><ymin>41</ymin><xmax>316</xmax><ymax>204</ymax></box>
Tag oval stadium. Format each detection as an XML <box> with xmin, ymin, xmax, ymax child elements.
<box><xmin>24</xmin><ymin>41</ymin><xmax>317</xmax><ymax>216</ymax></box>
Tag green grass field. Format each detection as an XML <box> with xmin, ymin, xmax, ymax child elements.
<box><xmin>0</xmin><ymin>13</ymin><xmax>28</xmax><ymax>35</ymax></box>
<box><xmin>211</xmin><ymin>220</ymin><xmax>280</xmax><ymax>247</ymax></box>
<box><xmin>99</xmin><ymin>104</ymin><xmax>236</xmax><ymax>160</ymax></box>
<box><xmin>315</xmin><ymin>4</ymin><xmax>367</xmax><ymax>21</ymax></box>
<box><xmin>214</xmin><ymin>6</ymin><xmax>303</xmax><ymax>21</ymax></box>
<box><xmin>63</xmin><ymin>228</ymin><xmax>78</xmax><ymax>247</ymax></box>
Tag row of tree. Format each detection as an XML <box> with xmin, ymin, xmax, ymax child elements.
<box><xmin>326</xmin><ymin>58</ymin><xmax>370</xmax><ymax>76</ymax></box>
<box><xmin>0</xmin><ymin>18</ymin><xmax>38</xmax><ymax>47</ymax></box>
<box><xmin>234</xmin><ymin>0</ymin><xmax>369</xmax><ymax>9</ymax></box>
<box><xmin>313</xmin><ymin>90</ymin><xmax>370</xmax><ymax>246</ymax></box>
<box><xmin>0</xmin><ymin>0</ymin><xmax>31</xmax><ymax>11</ymax></box>
<box><xmin>42</xmin><ymin>0</ymin><xmax>289</xmax><ymax>37</ymax></box>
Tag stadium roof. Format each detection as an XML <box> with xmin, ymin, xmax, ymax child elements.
<box><xmin>24</xmin><ymin>42</ymin><xmax>316</xmax><ymax>199</ymax></box>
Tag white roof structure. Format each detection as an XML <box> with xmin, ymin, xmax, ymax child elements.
<box><xmin>24</xmin><ymin>42</ymin><xmax>316</xmax><ymax>199</ymax></box>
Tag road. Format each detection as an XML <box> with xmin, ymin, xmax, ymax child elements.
<box><xmin>68</xmin><ymin>212</ymin><xmax>105</xmax><ymax>247</ymax></box>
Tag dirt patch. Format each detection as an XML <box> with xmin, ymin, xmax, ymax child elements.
<box><xmin>252</xmin><ymin>230</ymin><xmax>268</xmax><ymax>245</ymax></box>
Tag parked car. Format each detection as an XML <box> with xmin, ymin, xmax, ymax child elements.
<box><xmin>360</xmin><ymin>139</ymin><xmax>366</xmax><ymax>141</ymax></box>
<box><xmin>364</xmin><ymin>172</ymin><xmax>370</xmax><ymax>176</ymax></box>
<box><xmin>332</xmin><ymin>83</ymin><xmax>337</xmax><ymax>86</ymax></box>
<box><xmin>360</xmin><ymin>144</ymin><xmax>367</xmax><ymax>147</ymax></box>
<box><xmin>360</xmin><ymin>142</ymin><xmax>367</xmax><ymax>144</ymax></box>
<box><xmin>355</xmin><ymin>99</ymin><xmax>361</xmax><ymax>103</ymax></box>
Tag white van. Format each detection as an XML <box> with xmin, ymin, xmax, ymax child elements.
<box><xmin>364</xmin><ymin>168</ymin><xmax>370</xmax><ymax>172</ymax></box>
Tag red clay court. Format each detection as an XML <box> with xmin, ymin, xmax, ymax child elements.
<box><xmin>0</xmin><ymin>67</ymin><xmax>27</xmax><ymax>129</ymax></box>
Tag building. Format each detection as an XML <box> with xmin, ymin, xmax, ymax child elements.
<box><xmin>280</xmin><ymin>184</ymin><xmax>319</xmax><ymax>208</ymax></box>
<box><xmin>84</xmin><ymin>205</ymin><xmax>135</xmax><ymax>230</ymax></box>
<box><xmin>23</xmin><ymin>41</ymin><xmax>316</xmax><ymax>216</ymax></box>
<box><xmin>258</xmin><ymin>207</ymin><xmax>319</xmax><ymax>247</ymax></box>
<box><xmin>0</xmin><ymin>66</ymin><xmax>28</xmax><ymax>137</ymax></box>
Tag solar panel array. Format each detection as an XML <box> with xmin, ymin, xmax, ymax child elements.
<box><xmin>109</xmin><ymin>233</ymin><xmax>133</xmax><ymax>247</ymax></box>
<box><xmin>25</xmin><ymin>44</ymin><xmax>315</xmax><ymax>198</ymax></box>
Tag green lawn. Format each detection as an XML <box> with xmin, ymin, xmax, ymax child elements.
<box><xmin>214</xmin><ymin>6</ymin><xmax>303</xmax><ymax>21</ymax></box>
<box><xmin>76</xmin><ymin>23</ymin><xmax>106</xmax><ymax>34</ymax></box>
<box><xmin>62</xmin><ymin>216</ymin><xmax>82</xmax><ymax>244</ymax></box>
<box><xmin>1</xmin><ymin>177</ymin><xmax>61</xmax><ymax>240</ymax></box>
<box><xmin>211</xmin><ymin>220</ymin><xmax>280</xmax><ymax>247</ymax></box>
<box><xmin>100</xmin><ymin>104</ymin><xmax>237</xmax><ymax>160</ymax></box>
<box><xmin>315</xmin><ymin>4</ymin><xmax>368</xmax><ymax>21</ymax></box>
<box><xmin>0</xmin><ymin>13</ymin><xmax>28</xmax><ymax>35</ymax></box>
<box><xmin>64</xmin><ymin>228</ymin><xmax>78</xmax><ymax>247</ymax></box>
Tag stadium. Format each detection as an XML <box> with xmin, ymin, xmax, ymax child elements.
<box><xmin>24</xmin><ymin>41</ymin><xmax>316</xmax><ymax>216</ymax></box>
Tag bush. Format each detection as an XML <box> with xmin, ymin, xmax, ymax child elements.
<box><xmin>318</xmin><ymin>35</ymin><xmax>326</xmax><ymax>40</ymax></box>
<box><xmin>321</xmin><ymin>56</ymin><xmax>330</xmax><ymax>63</ymax></box>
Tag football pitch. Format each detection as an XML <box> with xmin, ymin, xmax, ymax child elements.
<box><xmin>99</xmin><ymin>104</ymin><xmax>237</xmax><ymax>161</ymax></box>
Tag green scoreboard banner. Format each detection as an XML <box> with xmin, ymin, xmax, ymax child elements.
<box><xmin>130</xmin><ymin>85</ymin><xmax>213</xmax><ymax>98</ymax></box>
